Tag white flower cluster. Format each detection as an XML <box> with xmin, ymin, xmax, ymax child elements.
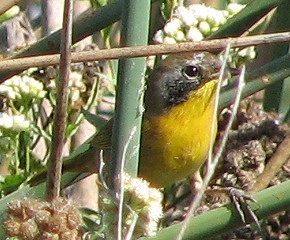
<box><xmin>68</xmin><ymin>72</ymin><xmax>86</xmax><ymax>103</ymax></box>
<box><xmin>153</xmin><ymin>3</ymin><xmax>256</xmax><ymax>65</ymax></box>
<box><xmin>47</xmin><ymin>72</ymin><xmax>86</xmax><ymax>109</ymax></box>
<box><xmin>154</xmin><ymin>3</ymin><xmax>245</xmax><ymax>43</ymax></box>
<box><xmin>237</xmin><ymin>46</ymin><xmax>256</xmax><ymax>60</ymax></box>
<box><xmin>221</xmin><ymin>45</ymin><xmax>257</xmax><ymax>68</ymax></box>
<box><xmin>0</xmin><ymin>112</ymin><xmax>30</xmax><ymax>132</ymax></box>
<box><xmin>101</xmin><ymin>173</ymin><xmax>163</xmax><ymax>238</ymax></box>
<box><xmin>0</xmin><ymin>75</ymin><xmax>46</xmax><ymax>101</ymax></box>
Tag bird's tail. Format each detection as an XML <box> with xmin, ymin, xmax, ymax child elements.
<box><xmin>28</xmin><ymin>145</ymin><xmax>99</xmax><ymax>186</ymax></box>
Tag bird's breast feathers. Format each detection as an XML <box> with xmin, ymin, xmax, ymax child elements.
<box><xmin>140</xmin><ymin>80</ymin><xmax>217</xmax><ymax>187</ymax></box>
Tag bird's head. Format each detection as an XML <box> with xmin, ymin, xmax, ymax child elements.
<box><xmin>145</xmin><ymin>52</ymin><xmax>236</xmax><ymax>115</ymax></box>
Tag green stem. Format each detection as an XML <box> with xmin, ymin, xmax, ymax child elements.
<box><xmin>220</xmin><ymin>53</ymin><xmax>290</xmax><ymax>110</ymax></box>
<box><xmin>109</xmin><ymin>0</ymin><xmax>150</xmax><ymax>190</ymax></box>
<box><xmin>14</xmin><ymin>133</ymin><xmax>20</xmax><ymax>175</ymax></box>
<box><xmin>263</xmin><ymin>2</ymin><xmax>290</xmax><ymax>113</ymax></box>
<box><xmin>141</xmin><ymin>179</ymin><xmax>290</xmax><ymax>240</ymax></box>
<box><xmin>25</xmin><ymin>135</ymin><xmax>30</xmax><ymax>173</ymax></box>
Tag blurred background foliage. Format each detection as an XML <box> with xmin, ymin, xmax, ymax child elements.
<box><xmin>0</xmin><ymin>0</ymin><xmax>289</xmax><ymax>239</ymax></box>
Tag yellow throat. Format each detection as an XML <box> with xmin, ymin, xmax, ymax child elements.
<box><xmin>140</xmin><ymin>80</ymin><xmax>218</xmax><ymax>187</ymax></box>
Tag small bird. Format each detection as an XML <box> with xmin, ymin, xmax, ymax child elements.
<box><xmin>31</xmin><ymin>52</ymin><xmax>232</xmax><ymax>188</ymax></box>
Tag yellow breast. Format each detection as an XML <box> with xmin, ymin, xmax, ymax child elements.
<box><xmin>139</xmin><ymin>80</ymin><xmax>217</xmax><ymax>187</ymax></box>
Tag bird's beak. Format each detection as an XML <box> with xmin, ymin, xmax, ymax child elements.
<box><xmin>208</xmin><ymin>67</ymin><xmax>240</xmax><ymax>81</ymax></box>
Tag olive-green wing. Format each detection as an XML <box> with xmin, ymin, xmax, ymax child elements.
<box><xmin>29</xmin><ymin>119</ymin><xmax>113</xmax><ymax>186</ymax></box>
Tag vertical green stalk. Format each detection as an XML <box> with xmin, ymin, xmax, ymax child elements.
<box><xmin>263</xmin><ymin>2</ymin><xmax>290</xmax><ymax>113</ymax></box>
<box><xmin>14</xmin><ymin>134</ymin><xmax>20</xmax><ymax>175</ymax></box>
<box><xmin>109</xmin><ymin>0</ymin><xmax>150</xmax><ymax>190</ymax></box>
<box><xmin>25</xmin><ymin>142</ymin><xmax>30</xmax><ymax>173</ymax></box>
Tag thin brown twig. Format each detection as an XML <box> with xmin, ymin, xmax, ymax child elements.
<box><xmin>46</xmin><ymin>0</ymin><xmax>73</xmax><ymax>200</ymax></box>
<box><xmin>0</xmin><ymin>32</ymin><xmax>290</xmax><ymax>74</ymax></box>
<box><xmin>249</xmin><ymin>135</ymin><xmax>290</xmax><ymax>194</ymax></box>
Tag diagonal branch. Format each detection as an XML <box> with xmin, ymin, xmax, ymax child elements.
<box><xmin>0</xmin><ymin>32</ymin><xmax>289</xmax><ymax>74</ymax></box>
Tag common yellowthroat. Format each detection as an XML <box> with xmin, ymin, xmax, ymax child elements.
<box><xmin>31</xmin><ymin>52</ymin><xmax>231</xmax><ymax>188</ymax></box>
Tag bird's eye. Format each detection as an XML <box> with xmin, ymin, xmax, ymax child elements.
<box><xmin>182</xmin><ymin>65</ymin><xmax>200</xmax><ymax>79</ymax></box>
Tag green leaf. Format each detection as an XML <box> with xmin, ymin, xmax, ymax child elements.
<box><xmin>81</xmin><ymin>207</ymin><xmax>103</xmax><ymax>232</ymax></box>
<box><xmin>66</xmin><ymin>123</ymin><xmax>79</xmax><ymax>138</ymax></box>
<box><xmin>262</xmin><ymin>2</ymin><xmax>290</xmax><ymax>114</ymax></box>
<box><xmin>82</xmin><ymin>108</ymin><xmax>108</xmax><ymax>129</ymax></box>
<box><xmin>209</xmin><ymin>0</ymin><xmax>288</xmax><ymax>38</ymax></box>
<box><xmin>0</xmin><ymin>174</ymin><xmax>26</xmax><ymax>196</ymax></box>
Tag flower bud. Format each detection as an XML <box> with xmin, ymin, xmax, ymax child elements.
<box><xmin>188</xmin><ymin>4</ymin><xmax>208</xmax><ymax>21</ymax></box>
<box><xmin>163</xmin><ymin>36</ymin><xmax>177</xmax><ymax>44</ymax></box>
<box><xmin>0</xmin><ymin>113</ymin><xmax>13</xmax><ymax>129</ymax></box>
<box><xmin>227</xmin><ymin>3</ymin><xmax>245</xmax><ymax>16</ymax></box>
<box><xmin>186</xmin><ymin>27</ymin><xmax>204</xmax><ymax>41</ymax></box>
<box><xmin>153</xmin><ymin>30</ymin><xmax>164</xmax><ymax>43</ymax></box>
<box><xmin>207</xmin><ymin>10</ymin><xmax>226</xmax><ymax>27</ymax></box>
<box><xmin>175</xmin><ymin>6</ymin><xmax>198</xmax><ymax>27</ymax></box>
<box><xmin>175</xmin><ymin>30</ymin><xmax>186</xmax><ymax>42</ymax></box>
<box><xmin>164</xmin><ymin>18</ymin><xmax>182</xmax><ymax>36</ymax></box>
<box><xmin>198</xmin><ymin>21</ymin><xmax>211</xmax><ymax>35</ymax></box>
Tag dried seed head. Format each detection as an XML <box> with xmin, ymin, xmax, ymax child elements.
<box><xmin>3</xmin><ymin>197</ymin><xmax>83</xmax><ymax>239</ymax></box>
